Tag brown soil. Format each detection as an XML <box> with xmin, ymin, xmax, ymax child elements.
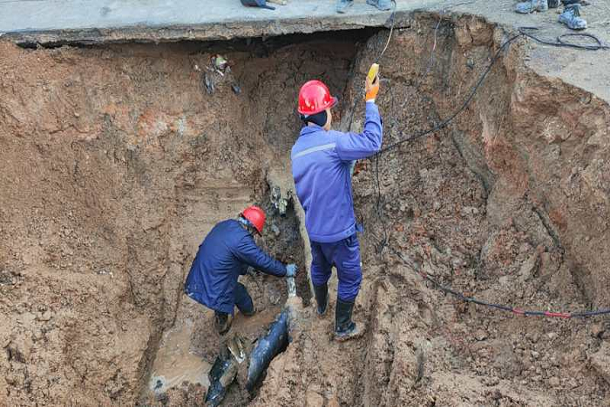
<box><xmin>254</xmin><ymin>17</ymin><xmax>610</xmax><ymax>407</ymax></box>
<box><xmin>0</xmin><ymin>35</ymin><xmax>357</xmax><ymax>406</ymax></box>
<box><xmin>1</xmin><ymin>13</ymin><xmax>609</xmax><ymax>407</ymax></box>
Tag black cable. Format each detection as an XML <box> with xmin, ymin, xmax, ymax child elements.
<box><xmin>369</xmin><ymin>25</ymin><xmax>517</xmax><ymax>253</ymax></box>
<box><xmin>373</xmin><ymin>154</ymin><xmax>388</xmax><ymax>253</ymax></box>
<box><xmin>375</xmin><ymin>26</ymin><xmax>608</xmax><ymax>155</ymax></box>
<box><xmin>374</xmin><ymin>0</ymin><xmax>398</xmax><ymax>63</ymax></box>
<box><xmin>389</xmin><ymin>245</ymin><xmax>610</xmax><ymax>319</ymax></box>
<box><xmin>519</xmin><ymin>26</ymin><xmax>609</xmax><ymax>51</ymax></box>
<box><xmin>371</xmin><ymin>17</ymin><xmax>448</xmax><ymax>254</ymax></box>
<box><xmin>366</xmin><ymin>23</ymin><xmax>609</xmax><ymax>319</ymax></box>
<box><xmin>377</xmin><ymin>32</ymin><xmax>522</xmax><ymax>155</ymax></box>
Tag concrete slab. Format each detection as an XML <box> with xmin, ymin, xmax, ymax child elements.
<box><xmin>0</xmin><ymin>0</ymin><xmax>441</xmax><ymax>44</ymax></box>
<box><xmin>0</xmin><ymin>0</ymin><xmax>609</xmax><ymax>102</ymax></box>
<box><xmin>1</xmin><ymin>0</ymin><xmax>609</xmax><ymax>48</ymax></box>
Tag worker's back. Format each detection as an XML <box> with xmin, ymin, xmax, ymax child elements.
<box><xmin>291</xmin><ymin>104</ymin><xmax>383</xmax><ymax>243</ymax></box>
<box><xmin>184</xmin><ymin>219</ymin><xmax>249</xmax><ymax>313</ymax></box>
<box><xmin>291</xmin><ymin>125</ymin><xmax>358</xmax><ymax>243</ymax></box>
<box><xmin>185</xmin><ymin>218</ymin><xmax>287</xmax><ymax>314</ymax></box>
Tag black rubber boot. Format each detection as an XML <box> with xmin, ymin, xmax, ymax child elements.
<box><xmin>313</xmin><ymin>283</ymin><xmax>328</xmax><ymax>316</ymax></box>
<box><xmin>240</xmin><ymin>305</ymin><xmax>257</xmax><ymax>317</ymax></box>
<box><xmin>334</xmin><ymin>299</ymin><xmax>364</xmax><ymax>342</ymax></box>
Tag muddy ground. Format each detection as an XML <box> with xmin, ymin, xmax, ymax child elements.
<box><xmin>1</xmin><ymin>11</ymin><xmax>610</xmax><ymax>407</ymax></box>
<box><xmin>254</xmin><ymin>17</ymin><xmax>610</xmax><ymax>406</ymax></box>
<box><xmin>0</xmin><ymin>32</ymin><xmax>359</xmax><ymax>405</ymax></box>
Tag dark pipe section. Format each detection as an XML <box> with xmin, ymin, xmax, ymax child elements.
<box><xmin>205</xmin><ymin>351</ymin><xmax>238</xmax><ymax>407</ymax></box>
<box><xmin>245</xmin><ymin>308</ymin><xmax>290</xmax><ymax>392</ymax></box>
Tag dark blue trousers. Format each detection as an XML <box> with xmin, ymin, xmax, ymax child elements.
<box><xmin>233</xmin><ymin>282</ymin><xmax>254</xmax><ymax>314</ymax></box>
<box><xmin>310</xmin><ymin>234</ymin><xmax>362</xmax><ymax>302</ymax></box>
<box><xmin>213</xmin><ymin>282</ymin><xmax>254</xmax><ymax>334</ymax></box>
<box><xmin>214</xmin><ymin>282</ymin><xmax>253</xmax><ymax>317</ymax></box>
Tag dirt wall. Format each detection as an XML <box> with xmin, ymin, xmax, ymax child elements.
<box><xmin>0</xmin><ymin>37</ymin><xmax>357</xmax><ymax>405</ymax></box>
<box><xmin>252</xmin><ymin>16</ymin><xmax>610</xmax><ymax>407</ymax></box>
<box><xmin>1</xmin><ymin>13</ymin><xmax>609</xmax><ymax>407</ymax></box>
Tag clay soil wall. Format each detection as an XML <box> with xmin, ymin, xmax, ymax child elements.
<box><xmin>1</xmin><ymin>14</ymin><xmax>609</xmax><ymax>407</ymax></box>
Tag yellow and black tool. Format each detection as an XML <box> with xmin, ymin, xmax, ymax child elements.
<box><xmin>365</xmin><ymin>63</ymin><xmax>380</xmax><ymax>101</ymax></box>
<box><xmin>367</xmin><ymin>63</ymin><xmax>380</xmax><ymax>83</ymax></box>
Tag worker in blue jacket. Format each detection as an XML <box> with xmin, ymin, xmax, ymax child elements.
<box><xmin>291</xmin><ymin>75</ymin><xmax>382</xmax><ymax>341</ymax></box>
<box><xmin>184</xmin><ymin>205</ymin><xmax>298</xmax><ymax>335</ymax></box>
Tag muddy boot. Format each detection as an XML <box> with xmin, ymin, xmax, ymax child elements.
<box><xmin>366</xmin><ymin>0</ymin><xmax>392</xmax><ymax>11</ymax></box>
<box><xmin>515</xmin><ymin>0</ymin><xmax>548</xmax><ymax>13</ymax></box>
<box><xmin>559</xmin><ymin>4</ymin><xmax>587</xmax><ymax>30</ymax></box>
<box><xmin>336</xmin><ymin>0</ymin><xmax>353</xmax><ymax>14</ymax></box>
<box><xmin>241</xmin><ymin>305</ymin><xmax>257</xmax><ymax>317</ymax></box>
<box><xmin>313</xmin><ymin>283</ymin><xmax>328</xmax><ymax>316</ymax></box>
<box><xmin>334</xmin><ymin>299</ymin><xmax>364</xmax><ymax>342</ymax></box>
<box><xmin>215</xmin><ymin>312</ymin><xmax>233</xmax><ymax>336</ymax></box>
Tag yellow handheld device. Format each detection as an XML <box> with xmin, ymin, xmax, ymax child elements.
<box><xmin>367</xmin><ymin>63</ymin><xmax>379</xmax><ymax>83</ymax></box>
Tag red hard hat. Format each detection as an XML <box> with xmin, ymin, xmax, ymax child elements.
<box><xmin>242</xmin><ymin>206</ymin><xmax>266</xmax><ymax>235</ymax></box>
<box><xmin>298</xmin><ymin>80</ymin><xmax>338</xmax><ymax>115</ymax></box>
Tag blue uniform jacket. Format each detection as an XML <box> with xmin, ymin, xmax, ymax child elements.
<box><xmin>291</xmin><ymin>102</ymin><xmax>383</xmax><ymax>243</ymax></box>
<box><xmin>184</xmin><ymin>219</ymin><xmax>287</xmax><ymax>314</ymax></box>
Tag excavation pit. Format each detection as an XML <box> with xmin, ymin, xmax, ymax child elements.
<box><xmin>1</xmin><ymin>11</ymin><xmax>610</xmax><ymax>407</ymax></box>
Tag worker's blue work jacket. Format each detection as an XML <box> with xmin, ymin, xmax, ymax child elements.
<box><xmin>291</xmin><ymin>102</ymin><xmax>383</xmax><ymax>243</ymax></box>
<box><xmin>184</xmin><ymin>219</ymin><xmax>287</xmax><ymax>314</ymax></box>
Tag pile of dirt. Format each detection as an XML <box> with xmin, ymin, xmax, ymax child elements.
<box><xmin>1</xmin><ymin>13</ymin><xmax>609</xmax><ymax>407</ymax></box>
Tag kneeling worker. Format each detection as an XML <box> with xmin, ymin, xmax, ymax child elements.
<box><xmin>184</xmin><ymin>205</ymin><xmax>297</xmax><ymax>335</ymax></box>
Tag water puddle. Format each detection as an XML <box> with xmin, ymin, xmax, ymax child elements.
<box><xmin>148</xmin><ymin>319</ymin><xmax>211</xmax><ymax>395</ymax></box>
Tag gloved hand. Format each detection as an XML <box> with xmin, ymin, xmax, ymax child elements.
<box><xmin>365</xmin><ymin>73</ymin><xmax>380</xmax><ymax>102</ymax></box>
<box><xmin>285</xmin><ymin>264</ymin><xmax>298</xmax><ymax>278</ymax></box>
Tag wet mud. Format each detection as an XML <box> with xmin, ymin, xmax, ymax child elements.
<box><xmin>1</xmin><ymin>14</ymin><xmax>610</xmax><ymax>407</ymax></box>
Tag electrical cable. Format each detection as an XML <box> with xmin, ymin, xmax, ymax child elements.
<box><xmin>372</xmin><ymin>26</ymin><xmax>608</xmax><ymax>155</ymax></box>
<box><xmin>374</xmin><ymin>0</ymin><xmax>398</xmax><ymax>63</ymax></box>
<box><xmin>519</xmin><ymin>26</ymin><xmax>609</xmax><ymax>51</ymax></box>
<box><xmin>377</xmin><ymin>32</ymin><xmax>522</xmax><ymax>154</ymax></box>
<box><xmin>364</xmin><ymin>19</ymin><xmax>610</xmax><ymax>319</ymax></box>
<box><xmin>388</xmin><ymin>245</ymin><xmax>610</xmax><ymax>319</ymax></box>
